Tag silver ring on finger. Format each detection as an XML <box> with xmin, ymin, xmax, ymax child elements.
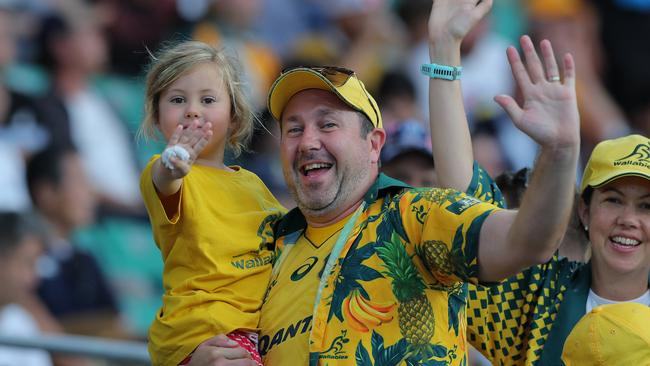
<box><xmin>548</xmin><ymin>75</ymin><xmax>561</xmax><ymax>82</ymax></box>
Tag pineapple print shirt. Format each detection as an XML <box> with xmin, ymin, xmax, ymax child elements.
<box><xmin>261</xmin><ymin>172</ymin><xmax>502</xmax><ymax>365</ymax></box>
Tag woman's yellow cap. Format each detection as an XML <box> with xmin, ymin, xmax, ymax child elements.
<box><xmin>580</xmin><ymin>134</ymin><xmax>650</xmax><ymax>193</ymax></box>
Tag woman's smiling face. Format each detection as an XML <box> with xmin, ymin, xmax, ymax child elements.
<box><xmin>580</xmin><ymin>176</ymin><xmax>650</xmax><ymax>278</ymax></box>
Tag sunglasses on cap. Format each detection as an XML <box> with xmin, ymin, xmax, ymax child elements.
<box><xmin>280</xmin><ymin>65</ymin><xmax>380</xmax><ymax>126</ymax></box>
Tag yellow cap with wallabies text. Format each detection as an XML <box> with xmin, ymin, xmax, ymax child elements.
<box><xmin>580</xmin><ymin>134</ymin><xmax>650</xmax><ymax>193</ymax></box>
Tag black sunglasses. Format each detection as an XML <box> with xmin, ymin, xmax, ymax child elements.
<box><xmin>280</xmin><ymin>66</ymin><xmax>380</xmax><ymax>126</ymax></box>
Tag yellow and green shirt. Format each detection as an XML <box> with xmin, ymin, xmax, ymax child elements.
<box><xmin>260</xmin><ymin>172</ymin><xmax>502</xmax><ymax>366</ymax></box>
<box><xmin>467</xmin><ymin>256</ymin><xmax>584</xmax><ymax>365</ymax></box>
<box><xmin>140</xmin><ymin>156</ymin><xmax>285</xmax><ymax>365</ymax></box>
<box><xmin>464</xmin><ymin>163</ymin><xmax>586</xmax><ymax>366</ymax></box>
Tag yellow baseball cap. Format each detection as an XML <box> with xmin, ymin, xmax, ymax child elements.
<box><xmin>562</xmin><ymin>303</ymin><xmax>650</xmax><ymax>366</ymax></box>
<box><xmin>267</xmin><ymin>66</ymin><xmax>382</xmax><ymax>128</ymax></box>
<box><xmin>580</xmin><ymin>134</ymin><xmax>650</xmax><ymax>193</ymax></box>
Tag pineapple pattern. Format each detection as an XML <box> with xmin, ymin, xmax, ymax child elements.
<box><xmin>270</xmin><ymin>173</ymin><xmax>500</xmax><ymax>365</ymax></box>
<box><xmin>415</xmin><ymin>188</ymin><xmax>458</xmax><ymax>206</ymax></box>
<box><xmin>377</xmin><ymin>233</ymin><xmax>436</xmax><ymax>358</ymax></box>
<box><xmin>416</xmin><ymin>240</ymin><xmax>458</xmax><ymax>290</ymax></box>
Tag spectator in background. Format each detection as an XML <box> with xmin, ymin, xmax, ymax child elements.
<box><xmin>0</xmin><ymin>4</ymin><xmax>49</xmax><ymax>211</ymax></box>
<box><xmin>255</xmin><ymin>0</ymin><xmax>318</xmax><ymax>60</ymax></box>
<box><xmin>292</xmin><ymin>0</ymin><xmax>406</xmax><ymax>94</ymax></box>
<box><xmin>376</xmin><ymin>70</ymin><xmax>437</xmax><ymax>187</ymax></box>
<box><xmin>0</xmin><ymin>211</ymin><xmax>52</xmax><ymax>366</ymax></box>
<box><xmin>526</xmin><ymin>0</ymin><xmax>633</xmax><ymax>154</ymax></box>
<box><xmin>398</xmin><ymin>0</ymin><xmax>513</xmax><ymax>119</ymax></box>
<box><xmin>470</xmin><ymin>120</ymin><xmax>509</xmax><ymax>178</ymax></box>
<box><xmin>191</xmin><ymin>0</ymin><xmax>281</xmax><ymax>109</ymax></box>
<box><xmin>376</xmin><ymin>70</ymin><xmax>437</xmax><ymax>188</ymax></box>
<box><xmin>376</xmin><ymin>69</ymin><xmax>424</xmax><ymax>131</ymax></box>
<box><xmin>398</xmin><ymin>0</ymin><xmax>537</xmax><ymax>172</ymax></box>
<box><xmin>592</xmin><ymin>0</ymin><xmax>650</xmax><ymax>138</ymax></box>
<box><xmin>98</xmin><ymin>0</ymin><xmax>179</xmax><ymax>76</ymax></box>
<box><xmin>380</xmin><ymin>121</ymin><xmax>437</xmax><ymax>188</ymax></box>
<box><xmin>26</xmin><ymin>144</ymin><xmax>127</xmax><ymax>339</ymax></box>
<box><xmin>35</xmin><ymin>5</ymin><xmax>143</xmax><ymax>215</ymax></box>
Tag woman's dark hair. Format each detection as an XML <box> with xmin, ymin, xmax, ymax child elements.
<box><xmin>581</xmin><ymin>186</ymin><xmax>594</xmax><ymax>206</ymax></box>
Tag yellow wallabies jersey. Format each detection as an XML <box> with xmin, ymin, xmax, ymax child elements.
<box><xmin>260</xmin><ymin>217</ymin><xmax>350</xmax><ymax>365</ymax></box>
<box><xmin>140</xmin><ymin>156</ymin><xmax>285</xmax><ymax>365</ymax></box>
<box><xmin>261</xmin><ymin>173</ymin><xmax>502</xmax><ymax>366</ymax></box>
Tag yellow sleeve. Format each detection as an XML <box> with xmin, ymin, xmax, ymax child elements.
<box><xmin>398</xmin><ymin>188</ymin><xmax>500</xmax><ymax>286</ymax></box>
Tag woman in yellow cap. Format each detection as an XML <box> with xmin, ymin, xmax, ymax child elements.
<box><xmin>426</xmin><ymin>1</ymin><xmax>650</xmax><ymax>365</ymax></box>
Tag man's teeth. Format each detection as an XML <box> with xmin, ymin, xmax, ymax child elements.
<box><xmin>304</xmin><ymin>163</ymin><xmax>331</xmax><ymax>172</ymax></box>
<box><xmin>611</xmin><ymin>236</ymin><xmax>640</xmax><ymax>246</ymax></box>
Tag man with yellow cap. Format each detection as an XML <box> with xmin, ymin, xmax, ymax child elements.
<box><xmin>187</xmin><ymin>1</ymin><xmax>581</xmax><ymax>365</ymax></box>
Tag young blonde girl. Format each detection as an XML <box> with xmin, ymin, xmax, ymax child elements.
<box><xmin>139</xmin><ymin>41</ymin><xmax>285</xmax><ymax>366</ymax></box>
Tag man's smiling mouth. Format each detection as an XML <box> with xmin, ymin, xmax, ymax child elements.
<box><xmin>300</xmin><ymin>163</ymin><xmax>333</xmax><ymax>176</ymax></box>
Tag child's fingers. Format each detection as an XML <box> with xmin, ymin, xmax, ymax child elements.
<box><xmin>185</xmin><ymin>130</ymin><xmax>202</xmax><ymax>148</ymax></box>
<box><xmin>189</xmin><ymin>122</ymin><xmax>213</xmax><ymax>149</ymax></box>
<box><xmin>169</xmin><ymin>156</ymin><xmax>191</xmax><ymax>177</ymax></box>
<box><xmin>178</xmin><ymin>120</ymin><xmax>200</xmax><ymax>144</ymax></box>
<box><xmin>194</xmin><ymin>135</ymin><xmax>210</xmax><ymax>155</ymax></box>
<box><xmin>168</xmin><ymin>125</ymin><xmax>183</xmax><ymax>145</ymax></box>
<box><xmin>184</xmin><ymin>130</ymin><xmax>204</xmax><ymax>149</ymax></box>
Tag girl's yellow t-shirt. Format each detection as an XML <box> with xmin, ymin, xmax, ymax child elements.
<box><xmin>140</xmin><ymin>156</ymin><xmax>285</xmax><ymax>365</ymax></box>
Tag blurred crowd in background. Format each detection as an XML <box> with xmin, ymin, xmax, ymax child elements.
<box><xmin>1</xmin><ymin>0</ymin><xmax>649</xmax><ymax>364</ymax></box>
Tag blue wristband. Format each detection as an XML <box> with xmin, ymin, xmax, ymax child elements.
<box><xmin>420</xmin><ymin>63</ymin><xmax>462</xmax><ymax>81</ymax></box>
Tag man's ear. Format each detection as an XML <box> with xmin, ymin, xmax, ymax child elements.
<box><xmin>369</xmin><ymin>128</ymin><xmax>386</xmax><ymax>165</ymax></box>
